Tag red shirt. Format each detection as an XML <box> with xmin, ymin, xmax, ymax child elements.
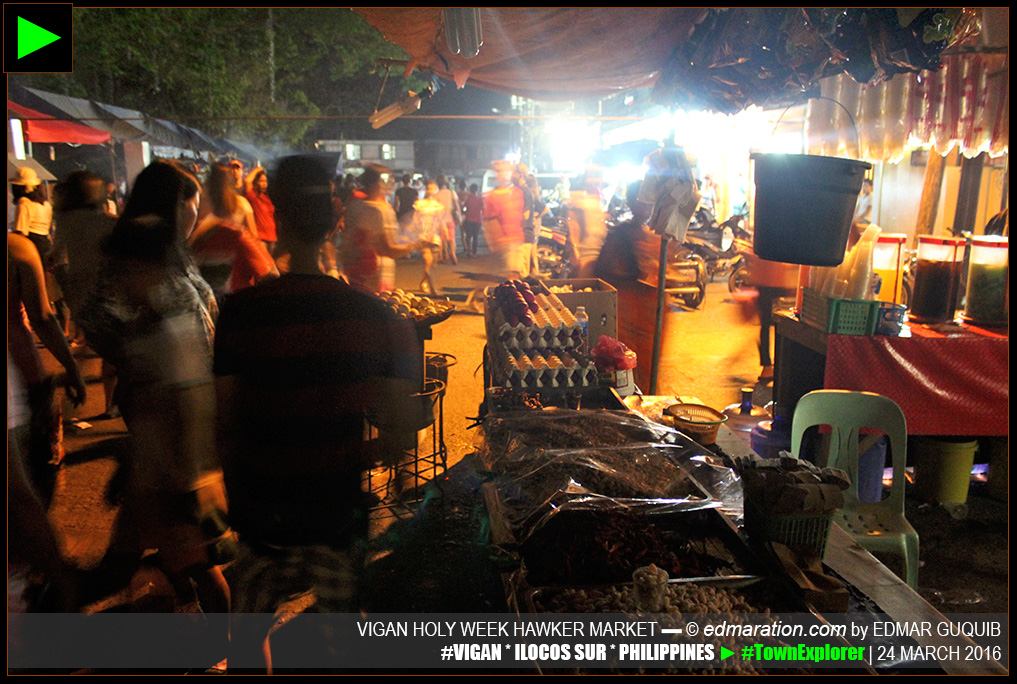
<box><xmin>189</xmin><ymin>222</ymin><xmax>275</xmax><ymax>295</ymax></box>
<box><xmin>462</xmin><ymin>192</ymin><xmax>484</xmax><ymax>223</ymax></box>
<box><xmin>246</xmin><ymin>190</ymin><xmax>277</xmax><ymax>242</ymax></box>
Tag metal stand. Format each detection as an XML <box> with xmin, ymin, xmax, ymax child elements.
<box><xmin>363</xmin><ymin>354</ymin><xmax>455</xmax><ymax>512</ymax></box>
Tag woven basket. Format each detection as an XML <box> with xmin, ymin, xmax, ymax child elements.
<box><xmin>745</xmin><ymin>502</ymin><xmax>834</xmax><ymax>557</ymax></box>
<box><xmin>665</xmin><ymin>403</ymin><xmax>728</xmax><ymax>445</ymax></box>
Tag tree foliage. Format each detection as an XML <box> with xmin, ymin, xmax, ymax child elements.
<box><xmin>12</xmin><ymin>8</ymin><xmax>419</xmax><ymax>148</ymax></box>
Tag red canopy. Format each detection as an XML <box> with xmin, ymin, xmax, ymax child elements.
<box><xmin>7</xmin><ymin>99</ymin><xmax>111</xmax><ymax>145</ymax></box>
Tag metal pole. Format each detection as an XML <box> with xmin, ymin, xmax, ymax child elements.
<box><xmin>649</xmin><ymin>234</ymin><xmax>669</xmax><ymax>395</ymax></box>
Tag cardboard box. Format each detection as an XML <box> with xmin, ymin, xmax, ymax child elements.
<box><xmin>540</xmin><ymin>278</ymin><xmax>618</xmax><ymax>344</ymax></box>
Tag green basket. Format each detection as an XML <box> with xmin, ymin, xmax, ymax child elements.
<box><xmin>801</xmin><ymin>288</ymin><xmax>879</xmax><ymax>335</ymax></box>
<box><xmin>746</xmin><ymin>502</ymin><xmax>834</xmax><ymax>557</ymax></box>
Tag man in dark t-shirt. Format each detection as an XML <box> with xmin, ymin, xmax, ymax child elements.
<box><xmin>213</xmin><ymin>157</ymin><xmax>421</xmax><ymax>667</ymax></box>
<box><xmin>394</xmin><ymin>173</ymin><xmax>420</xmax><ymax>232</ymax></box>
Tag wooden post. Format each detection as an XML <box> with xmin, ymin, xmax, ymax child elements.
<box><xmin>954</xmin><ymin>152</ymin><xmax>986</xmax><ymax>236</ymax></box>
<box><xmin>914</xmin><ymin>147</ymin><xmax>947</xmax><ymax>242</ymax></box>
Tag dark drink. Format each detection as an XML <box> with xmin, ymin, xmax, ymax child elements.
<box><xmin>910</xmin><ymin>258</ymin><xmax>958</xmax><ymax>322</ymax></box>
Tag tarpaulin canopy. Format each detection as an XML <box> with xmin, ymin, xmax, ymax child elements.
<box><xmin>7</xmin><ymin>99</ymin><xmax>111</xmax><ymax>145</ymax></box>
<box><xmin>8</xmin><ymin>84</ymin><xmax>276</xmax><ymax>163</ymax></box>
<box><xmin>354</xmin><ymin>8</ymin><xmax>708</xmax><ymax>101</ymax></box>
<box><xmin>353</xmin><ymin>8</ymin><xmax>984</xmax><ymax>114</ymax></box>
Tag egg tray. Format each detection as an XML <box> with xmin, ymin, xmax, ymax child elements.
<box><xmin>485</xmin><ymin>289</ymin><xmax>584</xmax><ymax>351</ymax></box>
<box><xmin>489</xmin><ymin>342</ymin><xmax>599</xmax><ymax>392</ymax></box>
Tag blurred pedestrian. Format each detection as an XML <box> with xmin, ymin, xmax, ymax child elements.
<box><xmin>341</xmin><ymin>165</ymin><xmax>420</xmax><ymax>293</ymax></box>
<box><xmin>200</xmin><ymin>162</ymin><xmax>258</xmax><ymax>239</ymax></box>
<box><xmin>483</xmin><ymin>160</ymin><xmax>525</xmax><ymax>280</ymax></box>
<box><xmin>77</xmin><ymin>161</ymin><xmax>232</xmax><ymax>633</ymax></box>
<box><xmin>8</xmin><ymin>355</ymin><xmax>79</xmax><ymax>613</ymax></box>
<box><xmin>413</xmin><ymin>179</ymin><xmax>445</xmax><ymax>294</ymax></box>
<box><xmin>10</xmin><ymin>166</ymin><xmax>54</xmax><ymax>261</ymax></box>
<box><xmin>394</xmin><ymin>173</ymin><xmax>420</xmax><ymax>235</ymax></box>
<box><xmin>104</xmin><ymin>181</ymin><xmax>121</xmax><ymax>217</ymax></box>
<box><xmin>743</xmin><ymin>252</ymin><xmax>798</xmax><ymax>382</ymax></box>
<box><xmin>515</xmin><ymin>165</ymin><xmax>536</xmax><ymax>277</ymax></box>
<box><xmin>460</xmin><ymin>183</ymin><xmax>484</xmax><ymax>257</ymax></box>
<box><xmin>566</xmin><ymin>167</ymin><xmax>608</xmax><ymax>278</ymax></box>
<box><xmin>850</xmin><ymin>177</ymin><xmax>874</xmax><ymax>248</ymax></box>
<box><xmin>50</xmin><ymin>170</ymin><xmax>120</xmax><ymax>418</ymax></box>
<box><xmin>190</xmin><ymin>163</ymin><xmax>277</xmax><ymax>300</ymax></box>
<box><xmin>435</xmin><ymin>174</ymin><xmax>460</xmax><ymax>264</ymax></box>
<box><xmin>229</xmin><ymin>159</ymin><xmax>246</xmax><ymax>195</ymax></box>
<box><xmin>245</xmin><ymin>166</ymin><xmax>277</xmax><ymax>255</ymax></box>
<box><xmin>8</xmin><ymin>231</ymin><xmax>87</xmax><ymax>501</ymax></box>
<box><xmin>527</xmin><ymin>174</ymin><xmax>549</xmax><ymax>275</ymax></box>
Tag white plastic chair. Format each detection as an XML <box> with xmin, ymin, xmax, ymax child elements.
<box><xmin>791</xmin><ymin>390</ymin><xmax>920</xmax><ymax>589</ymax></box>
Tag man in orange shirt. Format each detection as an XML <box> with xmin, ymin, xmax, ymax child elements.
<box><xmin>482</xmin><ymin>160</ymin><xmax>525</xmax><ymax>280</ymax></box>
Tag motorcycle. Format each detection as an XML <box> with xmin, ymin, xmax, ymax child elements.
<box><xmin>535</xmin><ymin>208</ymin><xmax>574</xmax><ymax>279</ymax></box>
<box><xmin>681</xmin><ymin>212</ymin><xmax>753</xmax><ymax>291</ymax></box>
<box><xmin>665</xmin><ymin>248</ymin><xmax>709</xmax><ymax>308</ymax></box>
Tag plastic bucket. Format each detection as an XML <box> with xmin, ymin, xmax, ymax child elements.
<box><xmin>750</xmin><ymin>153</ymin><xmax>872</xmax><ymax>266</ymax></box>
<box><xmin>913</xmin><ymin>437</ymin><xmax>978</xmax><ymax>505</ymax></box>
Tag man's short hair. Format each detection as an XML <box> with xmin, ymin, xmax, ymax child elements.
<box><xmin>270</xmin><ymin>155</ymin><xmax>335</xmax><ymax>244</ymax></box>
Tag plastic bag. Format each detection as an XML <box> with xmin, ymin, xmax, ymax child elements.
<box><xmin>591</xmin><ymin>335</ymin><xmax>637</xmax><ymax>372</ymax></box>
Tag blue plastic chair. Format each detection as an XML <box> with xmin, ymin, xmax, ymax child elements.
<box><xmin>790</xmin><ymin>390</ymin><xmax>919</xmax><ymax>589</ymax></box>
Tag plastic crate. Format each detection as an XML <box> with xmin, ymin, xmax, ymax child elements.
<box><xmin>801</xmin><ymin>288</ymin><xmax>879</xmax><ymax>335</ymax></box>
<box><xmin>746</xmin><ymin>502</ymin><xmax>834</xmax><ymax>557</ymax></box>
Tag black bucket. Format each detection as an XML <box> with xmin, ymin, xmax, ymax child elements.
<box><xmin>751</xmin><ymin>153</ymin><xmax>872</xmax><ymax>266</ymax></box>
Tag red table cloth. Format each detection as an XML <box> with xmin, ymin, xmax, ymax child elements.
<box><xmin>823</xmin><ymin>324</ymin><xmax>1008</xmax><ymax>436</ymax></box>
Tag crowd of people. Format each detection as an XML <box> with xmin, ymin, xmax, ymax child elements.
<box><xmin>7</xmin><ymin>153</ymin><xmax>616</xmax><ymax>670</ymax></box>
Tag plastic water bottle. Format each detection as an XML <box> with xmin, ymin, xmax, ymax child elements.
<box><xmin>575</xmin><ymin>306</ymin><xmax>589</xmax><ymax>351</ymax></box>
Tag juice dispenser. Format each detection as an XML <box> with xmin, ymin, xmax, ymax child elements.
<box><xmin>872</xmin><ymin>234</ymin><xmax>907</xmax><ymax>303</ymax></box>
<box><xmin>963</xmin><ymin>236</ymin><xmax>1008</xmax><ymax>325</ymax></box>
<box><xmin>909</xmin><ymin>236</ymin><xmax>964</xmax><ymax>323</ymax></box>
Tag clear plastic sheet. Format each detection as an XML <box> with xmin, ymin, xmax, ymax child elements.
<box><xmin>499</xmin><ymin>444</ymin><xmax>707</xmax><ymax>501</ymax></box>
<box><xmin>682</xmin><ymin>452</ymin><xmax>745</xmax><ymax>527</ymax></box>
<box><xmin>492</xmin><ymin>444</ymin><xmax>723</xmax><ymax>537</ymax></box>
<box><xmin>477</xmin><ymin>408</ymin><xmax>685</xmax><ymax>469</ymax></box>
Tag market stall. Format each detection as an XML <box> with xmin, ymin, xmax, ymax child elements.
<box><xmin>465</xmin><ymin>277</ymin><xmax>1006</xmax><ymax>674</ymax></box>
<box><xmin>337</xmin><ymin>7</ymin><xmax>1008</xmax><ymax>673</ymax></box>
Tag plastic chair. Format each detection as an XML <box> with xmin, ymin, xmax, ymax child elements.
<box><xmin>790</xmin><ymin>390</ymin><xmax>919</xmax><ymax>589</ymax></box>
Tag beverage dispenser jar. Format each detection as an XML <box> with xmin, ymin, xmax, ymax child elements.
<box><xmin>963</xmin><ymin>236</ymin><xmax>1008</xmax><ymax>325</ymax></box>
<box><xmin>909</xmin><ymin>236</ymin><xmax>964</xmax><ymax>323</ymax></box>
<box><xmin>872</xmin><ymin>234</ymin><xmax>907</xmax><ymax>303</ymax></box>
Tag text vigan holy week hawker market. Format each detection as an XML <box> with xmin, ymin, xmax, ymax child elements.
<box><xmin>7</xmin><ymin>7</ymin><xmax>1008</xmax><ymax>675</ymax></box>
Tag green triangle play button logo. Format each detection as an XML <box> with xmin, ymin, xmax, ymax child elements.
<box><xmin>18</xmin><ymin>16</ymin><xmax>61</xmax><ymax>59</ymax></box>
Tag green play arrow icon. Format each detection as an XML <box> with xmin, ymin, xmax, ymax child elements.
<box><xmin>720</xmin><ymin>646</ymin><xmax>734</xmax><ymax>660</ymax></box>
<box><xmin>18</xmin><ymin>17</ymin><xmax>61</xmax><ymax>59</ymax></box>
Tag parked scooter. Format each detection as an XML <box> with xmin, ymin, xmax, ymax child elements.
<box><xmin>535</xmin><ymin>208</ymin><xmax>574</xmax><ymax>279</ymax></box>
<box><xmin>682</xmin><ymin>212</ymin><xmax>753</xmax><ymax>289</ymax></box>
